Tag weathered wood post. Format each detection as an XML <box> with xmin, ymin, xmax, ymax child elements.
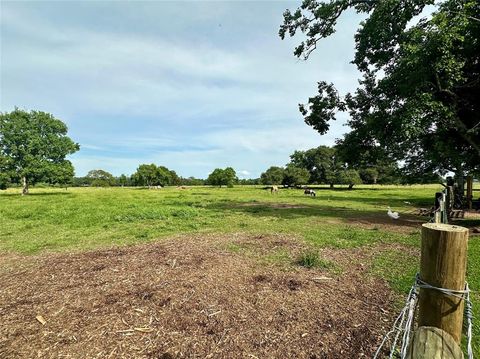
<box><xmin>446</xmin><ymin>185</ymin><xmax>454</xmax><ymax>216</ymax></box>
<box><xmin>434</xmin><ymin>192</ymin><xmax>443</xmax><ymax>223</ymax></box>
<box><xmin>408</xmin><ymin>223</ymin><xmax>469</xmax><ymax>358</ymax></box>
<box><xmin>418</xmin><ymin>223</ymin><xmax>468</xmax><ymax>343</ymax></box>
<box><xmin>466</xmin><ymin>175</ymin><xmax>473</xmax><ymax>210</ymax></box>
<box><xmin>407</xmin><ymin>223</ymin><xmax>469</xmax><ymax>359</ymax></box>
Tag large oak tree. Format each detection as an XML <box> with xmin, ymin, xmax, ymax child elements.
<box><xmin>280</xmin><ymin>0</ymin><xmax>480</xmax><ymax>180</ymax></box>
<box><xmin>0</xmin><ymin>109</ymin><xmax>79</xmax><ymax>194</ymax></box>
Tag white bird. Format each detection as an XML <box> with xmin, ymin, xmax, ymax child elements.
<box><xmin>387</xmin><ymin>207</ymin><xmax>400</xmax><ymax>220</ymax></box>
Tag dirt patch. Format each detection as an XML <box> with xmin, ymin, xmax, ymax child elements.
<box><xmin>0</xmin><ymin>234</ymin><xmax>396</xmax><ymax>358</ymax></box>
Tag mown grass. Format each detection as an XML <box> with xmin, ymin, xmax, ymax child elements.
<box><xmin>0</xmin><ymin>184</ymin><xmax>438</xmax><ymax>253</ymax></box>
<box><xmin>0</xmin><ymin>184</ymin><xmax>478</xmax><ymax>353</ymax></box>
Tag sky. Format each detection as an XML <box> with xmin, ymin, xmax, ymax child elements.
<box><xmin>1</xmin><ymin>0</ymin><xmax>364</xmax><ymax>178</ymax></box>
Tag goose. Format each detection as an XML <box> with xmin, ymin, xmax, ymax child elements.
<box><xmin>387</xmin><ymin>207</ymin><xmax>400</xmax><ymax>220</ymax></box>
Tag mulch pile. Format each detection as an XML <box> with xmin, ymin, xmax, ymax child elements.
<box><xmin>0</xmin><ymin>234</ymin><xmax>396</xmax><ymax>358</ymax></box>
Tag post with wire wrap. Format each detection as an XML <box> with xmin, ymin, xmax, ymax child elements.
<box><xmin>373</xmin><ymin>222</ymin><xmax>472</xmax><ymax>359</ymax></box>
<box><xmin>411</xmin><ymin>223</ymin><xmax>470</xmax><ymax>358</ymax></box>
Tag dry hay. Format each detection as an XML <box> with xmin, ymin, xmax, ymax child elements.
<box><xmin>0</xmin><ymin>234</ymin><xmax>396</xmax><ymax>358</ymax></box>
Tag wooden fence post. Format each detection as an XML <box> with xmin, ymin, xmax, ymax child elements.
<box><xmin>434</xmin><ymin>192</ymin><xmax>443</xmax><ymax>223</ymax></box>
<box><xmin>466</xmin><ymin>175</ymin><xmax>473</xmax><ymax>210</ymax></box>
<box><xmin>446</xmin><ymin>185</ymin><xmax>454</xmax><ymax>215</ymax></box>
<box><xmin>418</xmin><ymin>223</ymin><xmax>469</xmax><ymax>343</ymax></box>
<box><xmin>407</xmin><ymin>327</ymin><xmax>465</xmax><ymax>358</ymax></box>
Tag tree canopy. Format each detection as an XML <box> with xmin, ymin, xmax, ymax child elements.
<box><xmin>0</xmin><ymin>109</ymin><xmax>79</xmax><ymax>194</ymax></box>
<box><xmin>280</xmin><ymin>0</ymin><xmax>480</xmax><ymax>179</ymax></box>
<box><xmin>131</xmin><ymin>164</ymin><xmax>178</xmax><ymax>187</ymax></box>
<box><xmin>282</xmin><ymin>165</ymin><xmax>310</xmax><ymax>186</ymax></box>
<box><xmin>290</xmin><ymin>146</ymin><xmax>338</xmax><ymax>184</ymax></box>
<box><xmin>207</xmin><ymin>167</ymin><xmax>238</xmax><ymax>187</ymax></box>
<box><xmin>86</xmin><ymin>169</ymin><xmax>115</xmax><ymax>187</ymax></box>
<box><xmin>260</xmin><ymin>166</ymin><xmax>285</xmax><ymax>185</ymax></box>
<box><xmin>289</xmin><ymin>145</ymin><xmax>367</xmax><ymax>188</ymax></box>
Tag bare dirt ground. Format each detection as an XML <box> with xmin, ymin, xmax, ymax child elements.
<box><xmin>0</xmin><ymin>234</ymin><xmax>397</xmax><ymax>359</ymax></box>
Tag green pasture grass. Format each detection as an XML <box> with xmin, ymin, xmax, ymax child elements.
<box><xmin>0</xmin><ymin>184</ymin><xmax>440</xmax><ymax>254</ymax></box>
<box><xmin>0</xmin><ymin>184</ymin><xmax>478</xmax><ymax>353</ymax></box>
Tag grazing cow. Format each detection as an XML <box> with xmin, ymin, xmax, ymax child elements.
<box><xmin>271</xmin><ymin>185</ymin><xmax>279</xmax><ymax>194</ymax></box>
<box><xmin>304</xmin><ymin>189</ymin><xmax>316</xmax><ymax>197</ymax></box>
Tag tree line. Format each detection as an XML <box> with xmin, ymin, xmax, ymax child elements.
<box><xmin>260</xmin><ymin>145</ymin><xmax>442</xmax><ymax>188</ymax></box>
<box><xmin>0</xmin><ymin>108</ymin><xmax>461</xmax><ymax>195</ymax></box>
<box><xmin>75</xmin><ymin>143</ymin><xmax>444</xmax><ymax>189</ymax></box>
<box><xmin>74</xmin><ymin>166</ymin><xmax>255</xmax><ymax>188</ymax></box>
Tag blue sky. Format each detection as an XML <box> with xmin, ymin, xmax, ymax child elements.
<box><xmin>1</xmin><ymin>1</ymin><xmax>363</xmax><ymax>178</ymax></box>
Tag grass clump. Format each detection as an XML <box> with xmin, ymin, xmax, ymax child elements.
<box><xmin>295</xmin><ymin>250</ymin><xmax>333</xmax><ymax>269</ymax></box>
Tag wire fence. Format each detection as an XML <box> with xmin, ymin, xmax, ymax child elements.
<box><xmin>373</xmin><ymin>273</ymin><xmax>474</xmax><ymax>359</ymax></box>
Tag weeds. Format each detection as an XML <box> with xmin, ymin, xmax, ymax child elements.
<box><xmin>295</xmin><ymin>250</ymin><xmax>333</xmax><ymax>269</ymax></box>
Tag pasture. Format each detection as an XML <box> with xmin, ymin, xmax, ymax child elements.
<box><xmin>0</xmin><ymin>185</ymin><xmax>479</xmax><ymax>357</ymax></box>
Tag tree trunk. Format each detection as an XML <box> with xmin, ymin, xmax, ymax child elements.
<box><xmin>330</xmin><ymin>183</ymin><xmax>334</xmax><ymax>189</ymax></box>
<box><xmin>22</xmin><ymin>176</ymin><xmax>29</xmax><ymax>195</ymax></box>
<box><xmin>348</xmin><ymin>184</ymin><xmax>354</xmax><ymax>190</ymax></box>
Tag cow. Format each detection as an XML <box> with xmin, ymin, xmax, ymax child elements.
<box><xmin>304</xmin><ymin>189</ymin><xmax>316</xmax><ymax>197</ymax></box>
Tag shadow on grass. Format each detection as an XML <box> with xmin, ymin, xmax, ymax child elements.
<box><xmin>452</xmin><ymin>219</ymin><xmax>480</xmax><ymax>227</ymax></box>
<box><xmin>206</xmin><ymin>200</ymin><xmax>426</xmax><ymax>229</ymax></box>
<box><xmin>0</xmin><ymin>191</ymin><xmax>73</xmax><ymax>197</ymax></box>
<box><xmin>274</xmin><ymin>188</ymin><xmax>433</xmax><ymax>207</ymax></box>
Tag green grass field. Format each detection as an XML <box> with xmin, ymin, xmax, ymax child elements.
<box><xmin>1</xmin><ymin>184</ymin><xmax>479</xmax><ymax>353</ymax></box>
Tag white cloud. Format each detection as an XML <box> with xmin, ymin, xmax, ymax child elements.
<box><xmin>2</xmin><ymin>1</ymin><xmax>363</xmax><ymax>178</ymax></box>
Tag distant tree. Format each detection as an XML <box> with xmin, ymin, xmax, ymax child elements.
<box><xmin>86</xmin><ymin>169</ymin><xmax>115</xmax><ymax>187</ymax></box>
<box><xmin>260</xmin><ymin>166</ymin><xmax>285</xmax><ymax>185</ymax></box>
<box><xmin>400</xmin><ymin>170</ymin><xmax>443</xmax><ymax>185</ymax></box>
<box><xmin>168</xmin><ymin>169</ymin><xmax>181</xmax><ymax>186</ymax></box>
<box><xmin>238</xmin><ymin>178</ymin><xmax>261</xmax><ymax>185</ymax></box>
<box><xmin>337</xmin><ymin>169</ymin><xmax>362</xmax><ymax>189</ymax></box>
<box><xmin>282</xmin><ymin>165</ymin><xmax>310</xmax><ymax>186</ymax></box>
<box><xmin>359</xmin><ymin>168</ymin><xmax>379</xmax><ymax>185</ymax></box>
<box><xmin>157</xmin><ymin>166</ymin><xmax>173</xmax><ymax>187</ymax></box>
<box><xmin>180</xmin><ymin>176</ymin><xmax>205</xmax><ymax>186</ymax></box>
<box><xmin>224</xmin><ymin>167</ymin><xmax>238</xmax><ymax>187</ymax></box>
<box><xmin>207</xmin><ymin>167</ymin><xmax>238</xmax><ymax>187</ymax></box>
<box><xmin>47</xmin><ymin>161</ymin><xmax>75</xmax><ymax>189</ymax></box>
<box><xmin>73</xmin><ymin>176</ymin><xmax>90</xmax><ymax>187</ymax></box>
<box><xmin>290</xmin><ymin>146</ymin><xmax>342</xmax><ymax>187</ymax></box>
<box><xmin>132</xmin><ymin>164</ymin><xmax>179</xmax><ymax>187</ymax></box>
<box><xmin>0</xmin><ymin>109</ymin><xmax>79</xmax><ymax>194</ymax></box>
<box><xmin>118</xmin><ymin>174</ymin><xmax>129</xmax><ymax>187</ymax></box>
<box><xmin>207</xmin><ymin>169</ymin><xmax>224</xmax><ymax>187</ymax></box>
<box><xmin>133</xmin><ymin>164</ymin><xmax>159</xmax><ymax>188</ymax></box>
<box><xmin>0</xmin><ymin>174</ymin><xmax>9</xmax><ymax>190</ymax></box>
